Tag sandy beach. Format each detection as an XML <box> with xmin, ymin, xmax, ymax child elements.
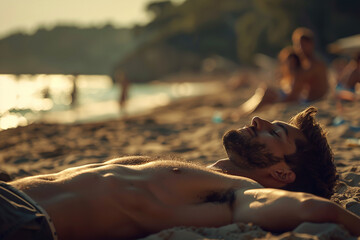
<box><xmin>1</xmin><ymin>78</ymin><xmax>359</xmax><ymax>239</ymax></box>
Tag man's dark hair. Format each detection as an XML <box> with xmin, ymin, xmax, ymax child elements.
<box><xmin>299</xmin><ymin>35</ymin><xmax>313</xmax><ymax>43</ymax></box>
<box><xmin>278</xmin><ymin>46</ymin><xmax>301</xmax><ymax>69</ymax></box>
<box><xmin>292</xmin><ymin>27</ymin><xmax>314</xmax><ymax>44</ymax></box>
<box><xmin>282</xmin><ymin>107</ymin><xmax>337</xmax><ymax>199</ymax></box>
<box><xmin>354</xmin><ymin>52</ymin><xmax>360</xmax><ymax>63</ymax></box>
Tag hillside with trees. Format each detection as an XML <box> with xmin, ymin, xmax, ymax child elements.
<box><xmin>0</xmin><ymin>0</ymin><xmax>359</xmax><ymax>82</ymax></box>
<box><xmin>0</xmin><ymin>25</ymin><xmax>134</xmax><ymax>75</ymax></box>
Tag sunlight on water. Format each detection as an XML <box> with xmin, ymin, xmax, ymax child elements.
<box><xmin>0</xmin><ymin>75</ymin><xmax>17</xmax><ymax>114</ymax></box>
<box><xmin>0</xmin><ymin>74</ymin><xmax>112</xmax><ymax>130</ymax></box>
<box><xmin>0</xmin><ymin>74</ymin><xmax>220</xmax><ymax>131</ymax></box>
<box><xmin>129</xmin><ymin>93</ymin><xmax>170</xmax><ymax>109</ymax></box>
<box><xmin>0</xmin><ymin>112</ymin><xmax>28</xmax><ymax>130</ymax></box>
<box><xmin>171</xmin><ymin>82</ymin><xmax>194</xmax><ymax>97</ymax></box>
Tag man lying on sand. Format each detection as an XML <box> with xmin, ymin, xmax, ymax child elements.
<box><xmin>3</xmin><ymin>107</ymin><xmax>355</xmax><ymax>240</ymax></box>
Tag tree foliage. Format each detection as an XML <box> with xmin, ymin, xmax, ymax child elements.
<box><xmin>0</xmin><ymin>0</ymin><xmax>359</xmax><ymax>78</ymax></box>
<box><xmin>141</xmin><ymin>0</ymin><xmax>359</xmax><ymax>63</ymax></box>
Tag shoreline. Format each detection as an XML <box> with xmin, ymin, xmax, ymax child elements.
<box><xmin>0</xmin><ymin>74</ymin><xmax>227</xmax><ymax>131</ymax></box>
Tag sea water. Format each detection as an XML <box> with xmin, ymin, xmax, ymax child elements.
<box><xmin>0</xmin><ymin>74</ymin><xmax>220</xmax><ymax>130</ymax></box>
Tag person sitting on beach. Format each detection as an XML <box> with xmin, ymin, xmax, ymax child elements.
<box><xmin>292</xmin><ymin>27</ymin><xmax>329</xmax><ymax>101</ymax></box>
<box><xmin>277</xmin><ymin>46</ymin><xmax>307</xmax><ymax>101</ymax></box>
<box><xmin>256</xmin><ymin>47</ymin><xmax>309</xmax><ymax>106</ymax></box>
<box><xmin>232</xmin><ymin>47</ymin><xmax>312</xmax><ymax>117</ymax></box>
<box><xmin>1</xmin><ymin>107</ymin><xmax>346</xmax><ymax>240</ymax></box>
<box><xmin>335</xmin><ymin>52</ymin><xmax>360</xmax><ymax>101</ymax></box>
<box><xmin>232</xmin><ymin>28</ymin><xmax>329</xmax><ymax>118</ymax></box>
<box><xmin>115</xmin><ymin>69</ymin><xmax>130</xmax><ymax>112</ymax></box>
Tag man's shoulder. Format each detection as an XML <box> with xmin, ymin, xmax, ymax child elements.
<box><xmin>105</xmin><ymin>156</ymin><xmax>190</xmax><ymax>166</ymax></box>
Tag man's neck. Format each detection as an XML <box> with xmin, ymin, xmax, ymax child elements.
<box><xmin>207</xmin><ymin>158</ymin><xmax>255</xmax><ymax>177</ymax></box>
<box><xmin>301</xmin><ymin>52</ymin><xmax>315</xmax><ymax>62</ymax></box>
<box><xmin>207</xmin><ymin>158</ymin><xmax>276</xmax><ymax>188</ymax></box>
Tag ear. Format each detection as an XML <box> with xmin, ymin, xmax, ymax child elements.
<box><xmin>270</xmin><ymin>168</ymin><xmax>296</xmax><ymax>184</ymax></box>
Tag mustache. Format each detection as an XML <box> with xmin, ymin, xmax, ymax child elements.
<box><xmin>222</xmin><ymin>126</ymin><xmax>256</xmax><ymax>147</ymax></box>
<box><xmin>222</xmin><ymin>129</ymin><xmax>254</xmax><ymax>158</ymax></box>
<box><xmin>222</xmin><ymin>130</ymin><xmax>243</xmax><ymax>145</ymax></box>
<box><xmin>222</xmin><ymin>128</ymin><xmax>282</xmax><ymax>169</ymax></box>
<box><xmin>248</xmin><ymin>125</ymin><xmax>257</xmax><ymax>136</ymax></box>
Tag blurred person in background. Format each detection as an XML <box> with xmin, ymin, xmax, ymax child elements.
<box><xmin>231</xmin><ymin>28</ymin><xmax>328</xmax><ymax>119</ymax></box>
<box><xmin>331</xmin><ymin>57</ymin><xmax>348</xmax><ymax>84</ymax></box>
<box><xmin>335</xmin><ymin>52</ymin><xmax>360</xmax><ymax>101</ymax></box>
<box><xmin>231</xmin><ymin>47</ymin><xmax>308</xmax><ymax>119</ymax></box>
<box><xmin>70</xmin><ymin>74</ymin><xmax>79</xmax><ymax>107</ymax></box>
<box><xmin>115</xmin><ymin>69</ymin><xmax>130</xmax><ymax>113</ymax></box>
<box><xmin>292</xmin><ymin>27</ymin><xmax>329</xmax><ymax>101</ymax></box>
<box><xmin>274</xmin><ymin>46</ymin><xmax>308</xmax><ymax>102</ymax></box>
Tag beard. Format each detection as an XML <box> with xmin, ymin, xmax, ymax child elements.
<box><xmin>222</xmin><ymin>129</ymin><xmax>282</xmax><ymax>169</ymax></box>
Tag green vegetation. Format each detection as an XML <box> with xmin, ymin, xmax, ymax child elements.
<box><xmin>0</xmin><ymin>25</ymin><xmax>133</xmax><ymax>75</ymax></box>
<box><xmin>0</xmin><ymin>0</ymin><xmax>359</xmax><ymax>81</ymax></box>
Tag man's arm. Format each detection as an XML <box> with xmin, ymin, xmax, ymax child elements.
<box><xmin>346</xmin><ymin>68</ymin><xmax>360</xmax><ymax>89</ymax></box>
<box><xmin>333</xmin><ymin>200</ymin><xmax>360</xmax><ymax>236</ymax></box>
<box><xmin>282</xmin><ymin>74</ymin><xmax>304</xmax><ymax>102</ymax></box>
<box><xmin>317</xmin><ymin>61</ymin><xmax>328</xmax><ymax>85</ymax></box>
<box><xmin>233</xmin><ymin>188</ymin><xmax>360</xmax><ymax>236</ymax></box>
<box><xmin>294</xmin><ymin>197</ymin><xmax>360</xmax><ymax>236</ymax></box>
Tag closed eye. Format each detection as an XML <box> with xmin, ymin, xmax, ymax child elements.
<box><xmin>269</xmin><ymin>129</ymin><xmax>280</xmax><ymax>137</ymax></box>
<box><xmin>275</xmin><ymin>123</ymin><xmax>289</xmax><ymax>137</ymax></box>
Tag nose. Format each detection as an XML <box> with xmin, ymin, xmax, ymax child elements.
<box><xmin>251</xmin><ymin>116</ymin><xmax>272</xmax><ymax>131</ymax></box>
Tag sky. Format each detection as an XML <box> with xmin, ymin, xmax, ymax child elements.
<box><xmin>0</xmin><ymin>0</ymin><xmax>183</xmax><ymax>39</ymax></box>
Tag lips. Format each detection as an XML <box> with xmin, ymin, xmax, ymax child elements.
<box><xmin>237</xmin><ymin>127</ymin><xmax>254</xmax><ymax>138</ymax></box>
<box><xmin>245</xmin><ymin>128</ymin><xmax>253</xmax><ymax>137</ymax></box>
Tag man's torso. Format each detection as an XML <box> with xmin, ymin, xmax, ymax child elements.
<box><xmin>303</xmin><ymin>58</ymin><xmax>329</xmax><ymax>101</ymax></box>
<box><xmin>10</xmin><ymin>158</ymin><xmax>261</xmax><ymax>239</ymax></box>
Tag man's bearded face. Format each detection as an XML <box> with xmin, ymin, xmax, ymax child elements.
<box><xmin>222</xmin><ymin>128</ymin><xmax>282</xmax><ymax>169</ymax></box>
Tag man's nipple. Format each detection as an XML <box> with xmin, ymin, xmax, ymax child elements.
<box><xmin>172</xmin><ymin>168</ymin><xmax>181</xmax><ymax>174</ymax></box>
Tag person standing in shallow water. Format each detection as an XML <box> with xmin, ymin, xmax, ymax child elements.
<box><xmin>115</xmin><ymin>70</ymin><xmax>130</xmax><ymax>113</ymax></box>
<box><xmin>70</xmin><ymin>74</ymin><xmax>78</xmax><ymax>107</ymax></box>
